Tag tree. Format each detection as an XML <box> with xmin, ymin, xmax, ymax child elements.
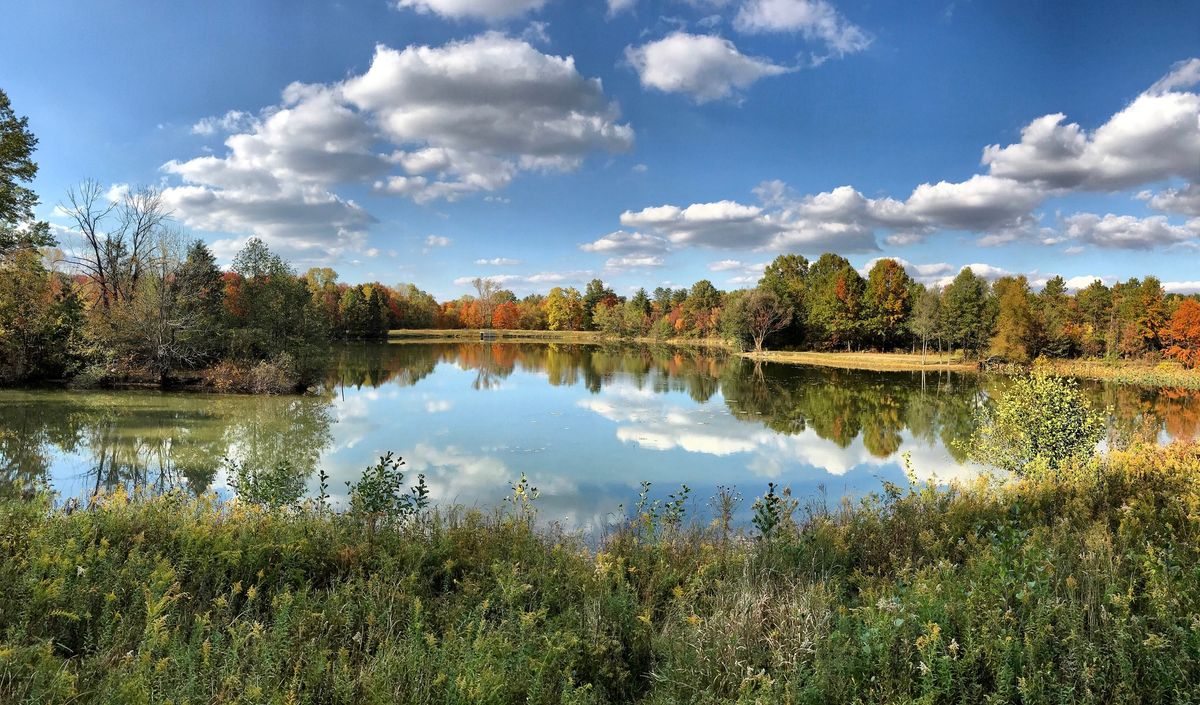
<box><xmin>1164</xmin><ymin>299</ymin><xmax>1200</xmax><ymax>369</ymax></box>
<box><xmin>492</xmin><ymin>301</ymin><xmax>521</xmax><ymax>329</ymax></box>
<box><xmin>0</xmin><ymin>89</ymin><xmax>54</xmax><ymax>252</ymax></box>
<box><xmin>175</xmin><ymin>240</ymin><xmax>225</xmax><ymax>360</ymax></box>
<box><xmin>1034</xmin><ymin>275</ymin><xmax>1073</xmax><ymax>358</ymax></box>
<box><xmin>941</xmin><ymin>268</ymin><xmax>993</xmax><ymax>357</ymax></box>
<box><xmin>109</xmin><ymin>231</ymin><xmax>211</xmax><ymax>383</ymax></box>
<box><xmin>471</xmin><ymin>277</ymin><xmax>501</xmax><ymax>328</ymax></box>
<box><xmin>582</xmin><ymin>278</ymin><xmax>616</xmax><ymax>329</ymax></box>
<box><xmin>1074</xmin><ymin>279</ymin><xmax>1112</xmax><ymax>357</ymax></box>
<box><xmin>544</xmin><ymin>287</ymin><xmax>584</xmax><ymax>331</ymax></box>
<box><xmin>910</xmin><ymin>285</ymin><xmax>941</xmax><ymax>362</ymax></box>
<box><xmin>759</xmin><ymin>254</ymin><xmax>809</xmax><ymax>344</ymax></box>
<box><xmin>59</xmin><ymin>181</ymin><xmax>168</xmax><ymax>311</ymax></box>
<box><xmin>863</xmin><ymin>259</ymin><xmax>913</xmax><ymax>350</ymax></box>
<box><xmin>970</xmin><ymin>375</ymin><xmax>1104</xmax><ymax>477</ymax></box>
<box><xmin>807</xmin><ymin>254</ymin><xmax>864</xmax><ymax>350</ymax></box>
<box><xmin>728</xmin><ymin>289</ymin><xmax>793</xmax><ymax>353</ymax></box>
<box><xmin>990</xmin><ymin>276</ymin><xmax>1035</xmax><ymax>362</ymax></box>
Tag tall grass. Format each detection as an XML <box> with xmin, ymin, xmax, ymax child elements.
<box><xmin>3</xmin><ymin>443</ymin><xmax>1200</xmax><ymax>703</ymax></box>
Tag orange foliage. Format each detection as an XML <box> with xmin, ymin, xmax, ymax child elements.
<box><xmin>492</xmin><ymin>301</ymin><xmax>521</xmax><ymax>329</ymax></box>
<box><xmin>1164</xmin><ymin>299</ymin><xmax>1200</xmax><ymax>369</ymax></box>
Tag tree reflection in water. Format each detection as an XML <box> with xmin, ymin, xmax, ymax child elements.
<box><xmin>1</xmin><ymin>341</ymin><xmax>1197</xmax><ymax>502</ymax></box>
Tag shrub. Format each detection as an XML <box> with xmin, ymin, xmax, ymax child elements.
<box><xmin>970</xmin><ymin>373</ymin><xmax>1105</xmax><ymax>477</ymax></box>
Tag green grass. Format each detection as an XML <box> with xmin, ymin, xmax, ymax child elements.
<box><xmin>3</xmin><ymin>443</ymin><xmax>1200</xmax><ymax>703</ymax></box>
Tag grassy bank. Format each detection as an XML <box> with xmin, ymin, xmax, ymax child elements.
<box><xmin>3</xmin><ymin>443</ymin><xmax>1200</xmax><ymax>703</ymax></box>
<box><xmin>741</xmin><ymin>350</ymin><xmax>976</xmax><ymax>372</ymax></box>
<box><xmin>1032</xmin><ymin>357</ymin><xmax>1200</xmax><ymax>390</ymax></box>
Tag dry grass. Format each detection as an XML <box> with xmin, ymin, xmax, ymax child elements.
<box><xmin>1034</xmin><ymin>357</ymin><xmax>1200</xmax><ymax>389</ymax></box>
<box><xmin>743</xmin><ymin>350</ymin><xmax>977</xmax><ymax>372</ymax></box>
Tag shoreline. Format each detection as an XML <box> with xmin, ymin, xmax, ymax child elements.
<box><xmin>387</xmin><ymin>330</ymin><xmax>1200</xmax><ymax>387</ymax></box>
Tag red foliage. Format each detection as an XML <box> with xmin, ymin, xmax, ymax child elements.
<box><xmin>492</xmin><ymin>301</ymin><xmax>521</xmax><ymax>329</ymax></box>
<box><xmin>1164</xmin><ymin>299</ymin><xmax>1200</xmax><ymax>369</ymax></box>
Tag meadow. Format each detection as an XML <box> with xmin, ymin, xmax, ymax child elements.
<box><xmin>2</xmin><ymin>438</ymin><xmax>1198</xmax><ymax>704</ymax></box>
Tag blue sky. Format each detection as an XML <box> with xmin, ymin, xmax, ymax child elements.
<box><xmin>2</xmin><ymin>0</ymin><xmax>1199</xmax><ymax>299</ymax></box>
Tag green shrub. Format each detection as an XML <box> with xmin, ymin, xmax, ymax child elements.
<box><xmin>970</xmin><ymin>373</ymin><xmax>1106</xmax><ymax>477</ymax></box>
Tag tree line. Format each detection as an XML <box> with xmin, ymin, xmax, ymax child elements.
<box><xmin>424</xmin><ymin>253</ymin><xmax>1200</xmax><ymax>369</ymax></box>
<box><xmin>4</xmin><ymin>87</ymin><xmax>1200</xmax><ymax>392</ymax></box>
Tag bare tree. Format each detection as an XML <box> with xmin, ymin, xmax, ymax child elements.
<box><xmin>472</xmin><ymin>277</ymin><xmax>500</xmax><ymax>328</ymax></box>
<box><xmin>60</xmin><ymin>179</ymin><xmax>117</xmax><ymax>309</ymax></box>
<box><xmin>59</xmin><ymin>180</ymin><xmax>169</xmax><ymax>309</ymax></box>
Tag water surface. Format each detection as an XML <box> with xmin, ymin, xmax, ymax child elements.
<box><xmin>3</xmin><ymin>342</ymin><xmax>1197</xmax><ymax>529</ymax></box>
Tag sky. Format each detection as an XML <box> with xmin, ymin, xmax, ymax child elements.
<box><xmin>2</xmin><ymin>0</ymin><xmax>1199</xmax><ymax>299</ymax></box>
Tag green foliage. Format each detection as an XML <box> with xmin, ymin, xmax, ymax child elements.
<box><xmin>347</xmin><ymin>451</ymin><xmax>430</xmax><ymax>529</ymax></box>
<box><xmin>7</xmin><ymin>443</ymin><xmax>1200</xmax><ymax>703</ymax></box>
<box><xmin>222</xmin><ymin>455</ymin><xmax>307</xmax><ymax>509</ymax></box>
<box><xmin>970</xmin><ymin>374</ymin><xmax>1106</xmax><ymax>476</ymax></box>
<box><xmin>941</xmin><ymin>267</ymin><xmax>994</xmax><ymax>357</ymax></box>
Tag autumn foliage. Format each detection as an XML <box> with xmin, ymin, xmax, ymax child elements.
<box><xmin>1165</xmin><ymin>299</ymin><xmax>1200</xmax><ymax>369</ymax></box>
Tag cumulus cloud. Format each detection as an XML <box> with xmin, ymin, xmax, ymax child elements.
<box><xmin>1141</xmin><ymin>183</ymin><xmax>1200</xmax><ymax>217</ymax></box>
<box><xmin>733</xmin><ymin>0</ymin><xmax>872</xmax><ymax>56</ymax></box>
<box><xmin>424</xmin><ymin>235</ymin><xmax>453</xmax><ymax>250</ymax></box>
<box><xmin>475</xmin><ymin>257</ymin><xmax>523</xmax><ymax>265</ymax></box>
<box><xmin>981</xmin><ymin>61</ymin><xmax>1200</xmax><ymax>191</ymax></box>
<box><xmin>1165</xmin><ymin>281</ymin><xmax>1200</xmax><ymax>294</ymax></box>
<box><xmin>579</xmin><ymin>230</ymin><xmax>670</xmax><ymax>254</ymax></box>
<box><xmin>1061</xmin><ymin>213</ymin><xmax>1197</xmax><ymax>250</ymax></box>
<box><xmin>613</xmin><ymin>58</ymin><xmax>1200</xmax><ymax>255</ymax></box>
<box><xmin>162</xmin><ymin>33</ymin><xmax>632</xmax><ymax>261</ymax></box>
<box><xmin>709</xmin><ymin>259</ymin><xmax>768</xmax><ymax>286</ymax></box>
<box><xmin>392</xmin><ymin>0</ymin><xmax>549</xmax><ymax>21</ymax></box>
<box><xmin>625</xmin><ymin>32</ymin><xmax>792</xmax><ymax>102</ymax></box>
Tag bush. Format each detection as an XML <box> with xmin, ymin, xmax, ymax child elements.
<box><xmin>970</xmin><ymin>373</ymin><xmax>1105</xmax><ymax>477</ymax></box>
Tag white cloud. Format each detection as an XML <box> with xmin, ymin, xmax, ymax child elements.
<box><xmin>191</xmin><ymin>110</ymin><xmax>255</xmax><ymax>136</ymax></box>
<box><xmin>1141</xmin><ymin>183</ymin><xmax>1200</xmax><ymax>217</ymax></box>
<box><xmin>579</xmin><ymin>230</ymin><xmax>670</xmax><ymax>254</ymax></box>
<box><xmin>1165</xmin><ymin>281</ymin><xmax>1200</xmax><ymax>294</ymax></box>
<box><xmin>475</xmin><ymin>257</ymin><xmax>523</xmax><ymax>265</ymax></box>
<box><xmin>606</xmin><ymin>0</ymin><xmax>637</xmax><ymax>17</ymax></box>
<box><xmin>709</xmin><ymin>259</ymin><xmax>767</xmax><ymax>286</ymax></box>
<box><xmin>982</xmin><ymin>61</ymin><xmax>1200</xmax><ymax>191</ymax></box>
<box><xmin>345</xmin><ymin>34</ymin><xmax>633</xmax><ymax>201</ymax></box>
<box><xmin>1062</xmin><ymin>212</ymin><xmax>1197</xmax><ymax>250</ymax></box>
<box><xmin>452</xmin><ymin>270</ymin><xmax>594</xmax><ymax>292</ymax></box>
<box><xmin>625</xmin><ymin>32</ymin><xmax>792</xmax><ymax>102</ymax></box>
<box><xmin>733</xmin><ymin>0</ymin><xmax>872</xmax><ymax>56</ymax></box>
<box><xmin>392</xmin><ymin>0</ymin><xmax>549</xmax><ymax>21</ymax></box>
<box><xmin>606</xmin><ymin>254</ymin><xmax>665</xmax><ymax>269</ymax></box>
<box><xmin>162</xmin><ymin>33</ymin><xmax>632</xmax><ymax>260</ymax></box>
<box><xmin>425</xmin><ymin>235</ymin><xmax>453</xmax><ymax>250</ymax></box>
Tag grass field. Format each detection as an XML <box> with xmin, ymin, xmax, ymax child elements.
<box><xmin>3</xmin><ymin>442</ymin><xmax>1200</xmax><ymax>703</ymax></box>
<box><xmin>741</xmin><ymin>350</ymin><xmax>977</xmax><ymax>372</ymax></box>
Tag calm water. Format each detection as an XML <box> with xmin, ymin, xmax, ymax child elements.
<box><xmin>3</xmin><ymin>342</ymin><xmax>1198</xmax><ymax>529</ymax></box>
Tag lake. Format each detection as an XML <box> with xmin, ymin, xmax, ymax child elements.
<box><xmin>4</xmin><ymin>342</ymin><xmax>1198</xmax><ymax>530</ymax></box>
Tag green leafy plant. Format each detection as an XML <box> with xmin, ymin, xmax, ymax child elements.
<box><xmin>969</xmin><ymin>373</ymin><xmax>1105</xmax><ymax>477</ymax></box>
<box><xmin>347</xmin><ymin>451</ymin><xmax>430</xmax><ymax>534</ymax></box>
